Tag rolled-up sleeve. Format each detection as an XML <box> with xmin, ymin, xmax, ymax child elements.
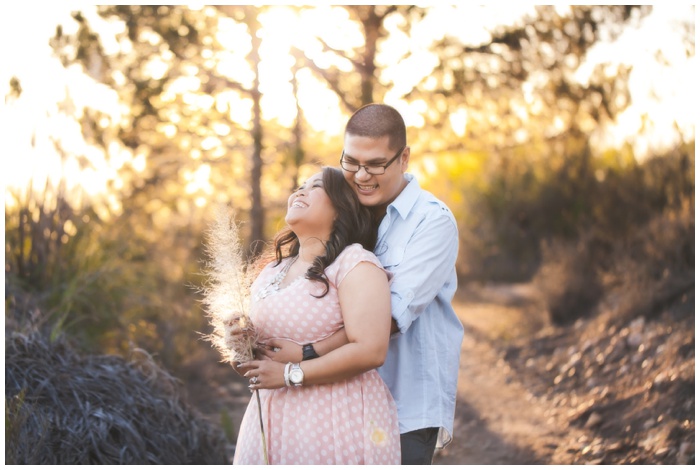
<box><xmin>388</xmin><ymin>207</ymin><xmax>459</xmax><ymax>335</ymax></box>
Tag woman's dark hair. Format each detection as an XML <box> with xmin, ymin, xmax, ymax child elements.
<box><xmin>272</xmin><ymin>166</ymin><xmax>378</xmax><ymax>297</ymax></box>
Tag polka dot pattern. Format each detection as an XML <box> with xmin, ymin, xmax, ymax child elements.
<box><xmin>233</xmin><ymin>244</ymin><xmax>400</xmax><ymax>465</ymax></box>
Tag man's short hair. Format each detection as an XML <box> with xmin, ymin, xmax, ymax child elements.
<box><xmin>345</xmin><ymin>104</ymin><xmax>406</xmax><ymax>152</ymax></box>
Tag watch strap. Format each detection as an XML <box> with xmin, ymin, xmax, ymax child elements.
<box><xmin>283</xmin><ymin>362</ymin><xmax>292</xmax><ymax>387</ymax></box>
<box><xmin>302</xmin><ymin>343</ymin><xmax>320</xmax><ymax>361</ymax></box>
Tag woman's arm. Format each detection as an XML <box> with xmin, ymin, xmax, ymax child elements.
<box><xmin>243</xmin><ymin>261</ymin><xmax>391</xmax><ymax>388</ymax></box>
<box><xmin>301</xmin><ymin>260</ymin><xmax>391</xmax><ymax>384</ymax></box>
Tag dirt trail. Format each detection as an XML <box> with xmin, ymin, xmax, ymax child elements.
<box><xmin>433</xmin><ymin>283</ymin><xmax>569</xmax><ymax>464</ymax></box>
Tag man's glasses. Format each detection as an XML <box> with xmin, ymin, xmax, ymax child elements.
<box><xmin>340</xmin><ymin>146</ymin><xmax>405</xmax><ymax>175</ymax></box>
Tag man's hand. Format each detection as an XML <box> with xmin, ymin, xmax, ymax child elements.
<box><xmin>390</xmin><ymin>318</ymin><xmax>399</xmax><ymax>335</ymax></box>
<box><xmin>256</xmin><ymin>338</ymin><xmax>303</xmax><ymax>363</ymax></box>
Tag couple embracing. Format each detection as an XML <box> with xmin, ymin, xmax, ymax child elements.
<box><xmin>231</xmin><ymin>104</ymin><xmax>463</xmax><ymax>465</ymax></box>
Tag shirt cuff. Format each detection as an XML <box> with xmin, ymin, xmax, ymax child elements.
<box><xmin>391</xmin><ymin>289</ymin><xmax>415</xmax><ymax>335</ymax></box>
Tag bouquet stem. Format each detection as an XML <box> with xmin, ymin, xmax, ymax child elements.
<box><xmin>255</xmin><ymin>390</ymin><xmax>270</xmax><ymax>464</ymax></box>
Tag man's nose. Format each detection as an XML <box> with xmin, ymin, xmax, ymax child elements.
<box><xmin>355</xmin><ymin>166</ymin><xmax>372</xmax><ymax>180</ymax></box>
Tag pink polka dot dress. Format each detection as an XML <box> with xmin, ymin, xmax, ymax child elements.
<box><xmin>233</xmin><ymin>244</ymin><xmax>401</xmax><ymax>465</ymax></box>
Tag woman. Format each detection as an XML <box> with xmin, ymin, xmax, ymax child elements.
<box><xmin>232</xmin><ymin>167</ymin><xmax>400</xmax><ymax>465</ymax></box>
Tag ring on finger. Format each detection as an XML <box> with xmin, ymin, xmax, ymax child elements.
<box><xmin>250</xmin><ymin>376</ymin><xmax>258</xmax><ymax>385</ymax></box>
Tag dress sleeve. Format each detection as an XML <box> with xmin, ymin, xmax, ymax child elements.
<box><xmin>249</xmin><ymin>260</ymin><xmax>277</xmax><ymax>298</ymax></box>
<box><xmin>329</xmin><ymin>243</ymin><xmax>391</xmax><ymax>287</ymax></box>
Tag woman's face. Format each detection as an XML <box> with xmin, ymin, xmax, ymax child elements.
<box><xmin>285</xmin><ymin>172</ymin><xmax>336</xmax><ymax>239</ymax></box>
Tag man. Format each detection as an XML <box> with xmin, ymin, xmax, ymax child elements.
<box><xmin>261</xmin><ymin>103</ymin><xmax>463</xmax><ymax>464</ymax></box>
<box><xmin>340</xmin><ymin>103</ymin><xmax>463</xmax><ymax>464</ymax></box>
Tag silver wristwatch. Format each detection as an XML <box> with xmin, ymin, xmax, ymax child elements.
<box><xmin>287</xmin><ymin>363</ymin><xmax>304</xmax><ymax>387</ymax></box>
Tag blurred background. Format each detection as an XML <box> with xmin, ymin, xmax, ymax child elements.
<box><xmin>3</xmin><ymin>4</ymin><xmax>695</xmax><ymax>464</ymax></box>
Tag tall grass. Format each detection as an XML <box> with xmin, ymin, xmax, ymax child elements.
<box><xmin>5</xmin><ymin>176</ymin><xmax>206</xmax><ymax>366</ymax></box>
<box><xmin>6</xmin><ymin>179</ymin><xmax>124</xmax><ymax>343</ymax></box>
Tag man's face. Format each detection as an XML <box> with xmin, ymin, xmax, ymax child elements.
<box><xmin>341</xmin><ymin>134</ymin><xmax>409</xmax><ymax>212</ymax></box>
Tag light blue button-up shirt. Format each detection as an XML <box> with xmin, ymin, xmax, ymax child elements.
<box><xmin>375</xmin><ymin>174</ymin><xmax>463</xmax><ymax>448</ymax></box>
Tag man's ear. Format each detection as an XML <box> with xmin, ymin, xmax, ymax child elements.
<box><xmin>401</xmin><ymin>146</ymin><xmax>410</xmax><ymax>169</ymax></box>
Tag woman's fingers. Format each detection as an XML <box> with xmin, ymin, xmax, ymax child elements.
<box><xmin>244</xmin><ymin>360</ymin><xmax>285</xmax><ymax>390</ymax></box>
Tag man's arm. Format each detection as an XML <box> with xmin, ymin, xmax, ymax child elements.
<box><xmin>257</xmin><ymin>327</ymin><xmax>349</xmax><ymax>363</ymax></box>
<box><xmin>386</xmin><ymin>209</ymin><xmax>458</xmax><ymax>334</ymax></box>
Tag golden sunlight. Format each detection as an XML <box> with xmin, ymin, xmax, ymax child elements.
<box><xmin>1</xmin><ymin>4</ymin><xmax>695</xmax><ymax>202</ymax></box>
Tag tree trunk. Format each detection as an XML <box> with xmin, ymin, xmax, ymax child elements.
<box><xmin>248</xmin><ymin>14</ymin><xmax>265</xmax><ymax>256</ymax></box>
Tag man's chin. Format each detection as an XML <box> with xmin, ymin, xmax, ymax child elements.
<box><xmin>356</xmin><ymin>193</ymin><xmax>378</xmax><ymax>206</ymax></box>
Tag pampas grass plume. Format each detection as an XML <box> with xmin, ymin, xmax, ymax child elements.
<box><xmin>201</xmin><ymin>205</ymin><xmax>260</xmax><ymax>363</ymax></box>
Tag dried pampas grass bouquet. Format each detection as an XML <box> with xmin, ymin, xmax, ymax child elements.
<box><xmin>199</xmin><ymin>205</ymin><xmax>271</xmax><ymax>464</ymax></box>
<box><xmin>201</xmin><ymin>205</ymin><xmax>260</xmax><ymax>364</ymax></box>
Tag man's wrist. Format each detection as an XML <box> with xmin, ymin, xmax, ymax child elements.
<box><xmin>302</xmin><ymin>343</ymin><xmax>320</xmax><ymax>361</ymax></box>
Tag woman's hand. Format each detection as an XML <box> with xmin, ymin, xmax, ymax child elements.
<box><xmin>256</xmin><ymin>338</ymin><xmax>302</xmax><ymax>363</ymax></box>
<box><xmin>230</xmin><ymin>361</ymin><xmax>255</xmax><ymax>377</ymax></box>
<box><xmin>241</xmin><ymin>359</ymin><xmax>287</xmax><ymax>390</ymax></box>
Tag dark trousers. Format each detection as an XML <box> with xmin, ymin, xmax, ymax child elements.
<box><xmin>400</xmin><ymin>427</ymin><xmax>439</xmax><ymax>465</ymax></box>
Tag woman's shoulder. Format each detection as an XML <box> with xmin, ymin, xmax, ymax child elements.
<box><xmin>337</xmin><ymin>243</ymin><xmax>380</xmax><ymax>264</ymax></box>
<box><xmin>328</xmin><ymin>243</ymin><xmax>387</xmax><ymax>285</ymax></box>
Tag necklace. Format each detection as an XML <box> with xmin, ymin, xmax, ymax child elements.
<box><xmin>254</xmin><ymin>256</ymin><xmax>298</xmax><ymax>301</ymax></box>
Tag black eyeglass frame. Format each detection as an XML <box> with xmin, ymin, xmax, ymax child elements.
<box><xmin>339</xmin><ymin>146</ymin><xmax>406</xmax><ymax>175</ymax></box>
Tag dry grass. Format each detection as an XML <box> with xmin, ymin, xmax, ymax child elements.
<box><xmin>534</xmin><ymin>234</ymin><xmax>606</xmax><ymax>325</ymax></box>
<box><xmin>534</xmin><ymin>193</ymin><xmax>693</xmax><ymax>326</ymax></box>
<box><xmin>604</xmin><ymin>195</ymin><xmax>694</xmax><ymax>324</ymax></box>
<box><xmin>5</xmin><ymin>332</ymin><xmax>229</xmax><ymax>464</ymax></box>
<box><xmin>199</xmin><ymin>206</ymin><xmax>260</xmax><ymax>364</ymax></box>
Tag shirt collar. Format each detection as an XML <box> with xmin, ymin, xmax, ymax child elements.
<box><xmin>387</xmin><ymin>173</ymin><xmax>420</xmax><ymax>220</ymax></box>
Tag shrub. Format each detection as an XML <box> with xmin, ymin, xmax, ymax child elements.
<box><xmin>5</xmin><ymin>332</ymin><xmax>229</xmax><ymax>465</ymax></box>
<box><xmin>605</xmin><ymin>195</ymin><xmax>694</xmax><ymax>323</ymax></box>
<box><xmin>534</xmin><ymin>232</ymin><xmax>607</xmax><ymax>325</ymax></box>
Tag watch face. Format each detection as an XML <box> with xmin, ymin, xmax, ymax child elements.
<box><xmin>290</xmin><ymin>369</ymin><xmax>304</xmax><ymax>384</ymax></box>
